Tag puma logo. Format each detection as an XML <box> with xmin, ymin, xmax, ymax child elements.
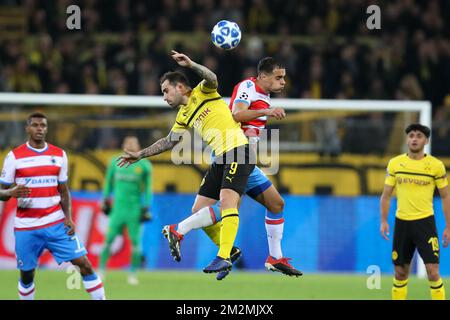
<box><xmin>225</xmin><ymin>176</ymin><xmax>234</xmax><ymax>183</ymax></box>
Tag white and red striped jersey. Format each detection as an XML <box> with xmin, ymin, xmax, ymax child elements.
<box><xmin>229</xmin><ymin>77</ymin><xmax>271</xmax><ymax>138</ymax></box>
<box><xmin>0</xmin><ymin>142</ymin><xmax>68</xmax><ymax>231</ymax></box>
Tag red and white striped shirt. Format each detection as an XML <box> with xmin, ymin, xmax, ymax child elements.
<box><xmin>229</xmin><ymin>77</ymin><xmax>271</xmax><ymax>139</ymax></box>
<box><xmin>0</xmin><ymin>142</ymin><xmax>68</xmax><ymax>230</ymax></box>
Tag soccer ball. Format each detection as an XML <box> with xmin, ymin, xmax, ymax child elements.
<box><xmin>211</xmin><ymin>20</ymin><xmax>241</xmax><ymax>50</ymax></box>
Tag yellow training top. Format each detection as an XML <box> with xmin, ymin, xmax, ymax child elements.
<box><xmin>171</xmin><ymin>81</ymin><xmax>248</xmax><ymax>155</ymax></box>
<box><xmin>385</xmin><ymin>153</ymin><xmax>448</xmax><ymax>220</ymax></box>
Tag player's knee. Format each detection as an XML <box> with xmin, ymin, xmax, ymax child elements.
<box><xmin>219</xmin><ymin>192</ymin><xmax>239</xmax><ymax>209</ymax></box>
<box><xmin>267</xmin><ymin>197</ymin><xmax>285</xmax><ymax>213</ymax></box>
<box><xmin>76</xmin><ymin>257</ymin><xmax>94</xmax><ymax>275</ymax></box>
<box><xmin>427</xmin><ymin>268</ymin><xmax>440</xmax><ymax>282</ymax></box>
<box><xmin>394</xmin><ymin>268</ymin><xmax>408</xmax><ymax>280</ymax></box>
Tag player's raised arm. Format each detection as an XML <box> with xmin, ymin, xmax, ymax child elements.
<box><xmin>116</xmin><ymin>131</ymin><xmax>183</xmax><ymax>167</ymax></box>
<box><xmin>380</xmin><ymin>184</ymin><xmax>394</xmax><ymax>240</ymax></box>
<box><xmin>170</xmin><ymin>50</ymin><xmax>218</xmax><ymax>89</ymax></box>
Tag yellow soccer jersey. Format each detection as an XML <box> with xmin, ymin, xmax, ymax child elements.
<box><xmin>384</xmin><ymin>153</ymin><xmax>448</xmax><ymax>220</ymax></box>
<box><xmin>171</xmin><ymin>81</ymin><xmax>248</xmax><ymax>155</ymax></box>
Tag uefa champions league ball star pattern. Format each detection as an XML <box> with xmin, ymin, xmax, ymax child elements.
<box><xmin>211</xmin><ymin>20</ymin><xmax>241</xmax><ymax>50</ymax></box>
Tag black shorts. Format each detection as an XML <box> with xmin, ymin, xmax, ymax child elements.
<box><xmin>198</xmin><ymin>144</ymin><xmax>255</xmax><ymax>200</ymax></box>
<box><xmin>392</xmin><ymin>215</ymin><xmax>440</xmax><ymax>265</ymax></box>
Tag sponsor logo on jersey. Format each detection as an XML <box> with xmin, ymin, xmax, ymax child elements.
<box><xmin>396</xmin><ymin>177</ymin><xmax>431</xmax><ymax>186</ymax></box>
<box><xmin>24</xmin><ymin>177</ymin><xmax>58</xmax><ymax>185</ymax></box>
<box><xmin>193</xmin><ymin>108</ymin><xmax>211</xmax><ymax>129</ymax></box>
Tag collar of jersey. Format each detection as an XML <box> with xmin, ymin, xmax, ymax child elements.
<box><xmin>405</xmin><ymin>153</ymin><xmax>428</xmax><ymax>161</ymax></box>
<box><xmin>250</xmin><ymin>77</ymin><xmax>269</xmax><ymax>95</ymax></box>
<box><xmin>26</xmin><ymin>142</ymin><xmax>48</xmax><ymax>153</ymax></box>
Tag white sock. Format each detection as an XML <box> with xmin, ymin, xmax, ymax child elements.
<box><xmin>265</xmin><ymin>212</ymin><xmax>284</xmax><ymax>259</ymax></box>
<box><xmin>18</xmin><ymin>280</ymin><xmax>35</xmax><ymax>300</ymax></box>
<box><xmin>177</xmin><ymin>207</ymin><xmax>214</xmax><ymax>235</ymax></box>
<box><xmin>83</xmin><ymin>274</ymin><xmax>106</xmax><ymax>300</ymax></box>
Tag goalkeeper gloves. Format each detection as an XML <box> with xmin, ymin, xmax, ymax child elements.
<box><xmin>140</xmin><ymin>207</ymin><xmax>152</xmax><ymax>222</ymax></box>
<box><xmin>102</xmin><ymin>199</ymin><xmax>112</xmax><ymax>216</ymax></box>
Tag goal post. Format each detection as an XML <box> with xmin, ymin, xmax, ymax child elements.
<box><xmin>0</xmin><ymin>93</ymin><xmax>432</xmax><ymax>152</ymax></box>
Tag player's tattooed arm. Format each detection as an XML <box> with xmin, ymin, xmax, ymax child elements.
<box><xmin>117</xmin><ymin>131</ymin><xmax>183</xmax><ymax>167</ymax></box>
<box><xmin>190</xmin><ymin>61</ymin><xmax>218</xmax><ymax>89</ymax></box>
<box><xmin>139</xmin><ymin>131</ymin><xmax>183</xmax><ymax>158</ymax></box>
<box><xmin>171</xmin><ymin>50</ymin><xmax>218</xmax><ymax>89</ymax></box>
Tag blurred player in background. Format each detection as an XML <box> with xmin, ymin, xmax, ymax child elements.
<box><xmin>99</xmin><ymin>135</ymin><xmax>153</xmax><ymax>285</ymax></box>
<box><xmin>0</xmin><ymin>113</ymin><xmax>105</xmax><ymax>300</ymax></box>
<box><xmin>117</xmin><ymin>50</ymin><xmax>254</xmax><ymax>274</ymax></box>
<box><xmin>162</xmin><ymin>57</ymin><xmax>302</xmax><ymax>280</ymax></box>
<box><xmin>380</xmin><ymin>123</ymin><xmax>450</xmax><ymax>300</ymax></box>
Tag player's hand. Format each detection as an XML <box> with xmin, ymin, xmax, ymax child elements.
<box><xmin>116</xmin><ymin>149</ymin><xmax>141</xmax><ymax>168</ymax></box>
<box><xmin>265</xmin><ymin>107</ymin><xmax>286</xmax><ymax>120</ymax></box>
<box><xmin>380</xmin><ymin>221</ymin><xmax>390</xmax><ymax>240</ymax></box>
<box><xmin>140</xmin><ymin>207</ymin><xmax>152</xmax><ymax>222</ymax></box>
<box><xmin>171</xmin><ymin>50</ymin><xmax>193</xmax><ymax>68</ymax></box>
<box><xmin>64</xmin><ymin>218</ymin><xmax>75</xmax><ymax>236</ymax></box>
<box><xmin>102</xmin><ymin>199</ymin><xmax>112</xmax><ymax>216</ymax></box>
<box><xmin>443</xmin><ymin>227</ymin><xmax>450</xmax><ymax>248</ymax></box>
<box><xmin>7</xmin><ymin>184</ymin><xmax>31</xmax><ymax>198</ymax></box>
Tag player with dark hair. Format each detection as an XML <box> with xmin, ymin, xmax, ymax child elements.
<box><xmin>0</xmin><ymin>112</ymin><xmax>106</xmax><ymax>300</ymax></box>
<box><xmin>380</xmin><ymin>123</ymin><xmax>450</xmax><ymax>300</ymax></box>
<box><xmin>162</xmin><ymin>57</ymin><xmax>302</xmax><ymax>280</ymax></box>
<box><xmin>117</xmin><ymin>50</ymin><xmax>255</xmax><ymax>274</ymax></box>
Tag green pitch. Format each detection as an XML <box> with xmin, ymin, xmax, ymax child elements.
<box><xmin>0</xmin><ymin>270</ymin><xmax>446</xmax><ymax>300</ymax></box>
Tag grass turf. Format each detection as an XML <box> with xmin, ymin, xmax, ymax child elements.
<box><xmin>0</xmin><ymin>270</ymin><xmax>446</xmax><ymax>300</ymax></box>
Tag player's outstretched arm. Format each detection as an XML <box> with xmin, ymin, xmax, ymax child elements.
<box><xmin>438</xmin><ymin>186</ymin><xmax>450</xmax><ymax>247</ymax></box>
<box><xmin>0</xmin><ymin>184</ymin><xmax>31</xmax><ymax>201</ymax></box>
<box><xmin>170</xmin><ymin>50</ymin><xmax>218</xmax><ymax>89</ymax></box>
<box><xmin>117</xmin><ymin>131</ymin><xmax>183</xmax><ymax>167</ymax></box>
<box><xmin>380</xmin><ymin>184</ymin><xmax>394</xmax><ymax>240</ymax></box>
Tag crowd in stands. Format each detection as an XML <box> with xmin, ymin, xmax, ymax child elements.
<box><xmin>0</xmin><ymin>0</ymin><xmax>449</xmax><ymax>154</ymax></box>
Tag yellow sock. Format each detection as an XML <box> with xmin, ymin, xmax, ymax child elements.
<box><xmin>430</xmin><ymin>278</ymin><xmax>445</xmax><ymax>300</ymax></box>
<box><xmin>217</xmin><ymin>208</ymin><xmax>239</xmax><ymax>259</ymax></box>
<box><xmin>203</xmin><ymin>223</ymin><xmax>222</xmax><ymax>247</ymax></box>
<box><xmin>392</xmin><ymin>278</ymin><xmax>408</xmax><ymax>300</ymax></box>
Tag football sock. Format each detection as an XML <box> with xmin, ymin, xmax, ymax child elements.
<box><xmin>130</xmin><ymin>245</ymin><xmax>141</xmax><ymax>273</ymax></box>
<box><xmin>265</xmin><ymin>210</ymin><xmax>285</xmax><ymax>259</ymax></box>
<box><xmin>202</xmin><ymin>204</ymin><xmax>222</xmax><ymax>247</ymax></box>
<box><xmin>18</xmin><ymin>280</ymin><xmax>35</xmax><ymax>300</ymax></box>
<box><xmin>99</xmin><ymin>244</ymin><xmax>111</xmax><ymax>271</ymax></box>
<box><xmin>217</xmin><ymin>208</ymin><xmax>239</xmax><ymax>259</ymax></box>
<box><xmin>177</xmin><ymin>206</ymin><xmax>218</xmax><ymax>235</ymax></box>
<box><xmin>392</xmin><ymin>278</ymin><xmax>408</xmax><ymax>300</ymax></box>
<box><xmin>83</xmin><ymin>273</ymin><xmax>106</xmax><ymax>300</ymax></box>
<box><xmin>430</xmin><ymin>278</ymin><xmax>445</xmax><ymax>300</ymax></box>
